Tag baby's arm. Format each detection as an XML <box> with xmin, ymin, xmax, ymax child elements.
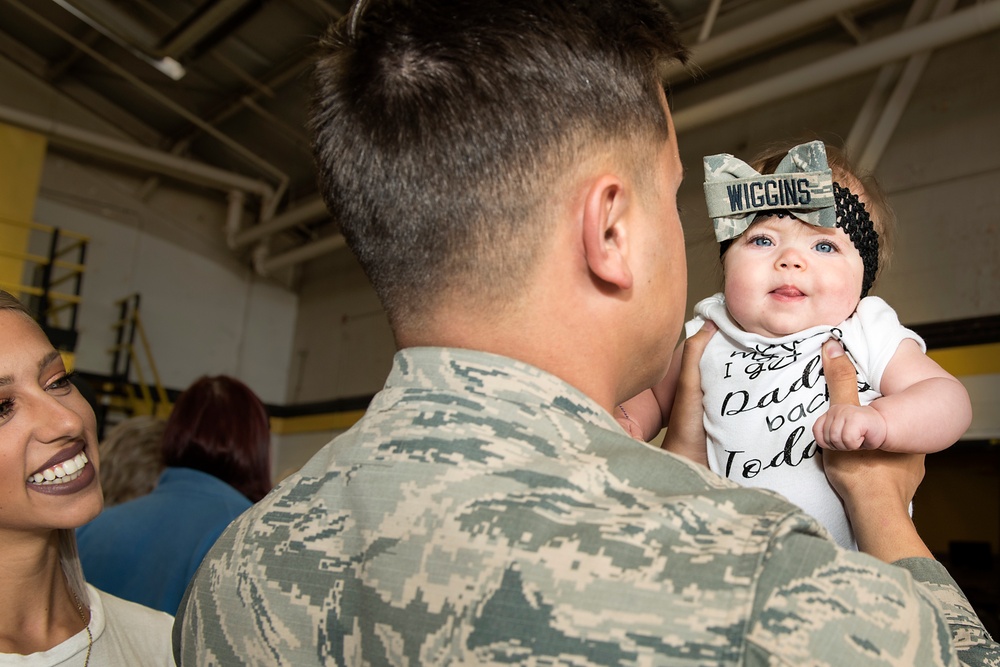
<box><xmin>814</xmin><ymin>338</ymin><xmax>972</xmax><ymax>452</ymax></box>
<box><xmin>616</xmin><ymin>345</ymin><xmax>682</xmax><ymax>442</ymax></box>
<box><xmin>615</xmin><ymin>390</ymin><xmax>663</xmax><ymax>441</ymax></box>
<box><xmin>658</xmin><ymin>323</ymin><xmax>716</xmax><ymax>466</ymax></box>
<box><xmin>617</xmin><ymin>322</ymin><xmax>716</xmax><ymax>466</ymax></box>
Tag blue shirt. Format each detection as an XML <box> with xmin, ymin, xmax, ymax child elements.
<box><xmin>78</xmin><ymin>466</ymin><xmax>252</xmax><ymax>614</ymax></box>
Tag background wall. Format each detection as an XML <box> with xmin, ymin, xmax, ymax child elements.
<box><xmin>30</xmin><ymin>166</ymin><xmax>298</xmax><ymax>407</ymax></box>
<box><xmin>1</xmin><ymin>49</ymin><xmax>299</xmax><ymax>409</ymax></box>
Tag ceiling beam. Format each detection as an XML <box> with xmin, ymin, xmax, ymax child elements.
<box><xmin>672</xmin><ymin>0</ymin><xmax>1000</xmax><ymax>133</ymax></box>
<box><xmin>0</xmin><ymin>102</ymin><xmax>275</xmax><ymax>198</ymax></box>
<box><xmin>0</xmin><ymin>28</ymin><xmax>165</xmax><ymax>147</ymax></box>
<box><xmin>155</xmin><ymin>0</ymin><xmax>259</xmax><ymax>59</ymax></box>
<box><xmin>663</xmin><ymin>0</ymin><xmax>885</xmax><ymax>81</ymax></box>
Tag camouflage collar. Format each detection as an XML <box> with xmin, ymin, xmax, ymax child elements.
<box><xmin>379</xmin><ymin>347</ymin><xmax>622</xmax><ymax>433</ymax></box>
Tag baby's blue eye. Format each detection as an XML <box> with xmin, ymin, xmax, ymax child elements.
<box><xmin>814</xmin><ymin>241</ymin><xmax>835</xmax><ymax>253</ymax></box>
<box><xmin>750</xmin><ymin>236</ymin><xmax>772</xmax><ymax>247</ymax></box>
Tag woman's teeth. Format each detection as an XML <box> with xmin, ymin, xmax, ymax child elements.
<box><xmin>28</xmin><ymin>452</ymin><xmax>89</xmax><ymax>485</ymax></box>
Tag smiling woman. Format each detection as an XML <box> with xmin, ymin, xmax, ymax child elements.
<box><xmin>0</xmin><ymin>291</ymin><xmax>175</xmax><ymax>666</ymax></box>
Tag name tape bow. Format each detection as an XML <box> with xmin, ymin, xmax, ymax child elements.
<box><xmin>703</xmin><ymin>140</ymin><xmax>836</xmax><ymax>242</ymax></box>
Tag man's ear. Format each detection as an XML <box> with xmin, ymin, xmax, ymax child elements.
<box><xmin>581</xmin><ymin>174</ymin><xmax>634</xmax><ymax>290</ymax></box>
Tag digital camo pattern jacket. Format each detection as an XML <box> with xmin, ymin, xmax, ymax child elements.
<box><xmin>174</xmin><ymin>347</ymin><xmax>998</xmax><ymax>666</ymax></box>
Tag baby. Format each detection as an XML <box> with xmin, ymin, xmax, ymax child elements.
<box><xmin>619</xmin><ymin>140</ymin><xmax>972</xmax><ymax>549</ymax></box>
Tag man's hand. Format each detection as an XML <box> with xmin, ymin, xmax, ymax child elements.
<box><xmin>661</xmin><ymin>321</ymin><xmax>716</xmax><ymax>466</ymax></box>
<box><xmin>820</xmin><ymin>339</ymin><xmax>932</xmax><ymax>561</ymax></box>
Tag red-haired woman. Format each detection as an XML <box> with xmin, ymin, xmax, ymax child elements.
<box><xmin>77</xmin><ymin>375</ymin><xmax>272</xmax><ymax>615</ymax></box>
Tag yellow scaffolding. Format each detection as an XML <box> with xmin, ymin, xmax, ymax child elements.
<box><xmin>108</xmin><ymin>293</ymin><xmax>171</xmax><ymax>419</ymax></box>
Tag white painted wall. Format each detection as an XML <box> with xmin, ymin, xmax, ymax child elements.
<box><xmin>31</xmin><ymin>189</ymin><xmax>297</xmax><ymax>407</ymax></box>
<box><xmin>288</xmin><ymin>248</ymin><xmax>395</xmax><ymax>404</ymax></box>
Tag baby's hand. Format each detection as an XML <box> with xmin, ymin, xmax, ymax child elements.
<box><xmin>616</xmin><ymin>411</ymin><xmax>644</xmax><ymax>441</ymax></box>
<box><xmin>813</xmin><ymin>403</ymin><xmax>888</xmax><ymax>451</ymax></box>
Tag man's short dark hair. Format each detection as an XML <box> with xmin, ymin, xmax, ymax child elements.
<box><xmin>310</xmin><ymin>0</ymin><xmax>686</xmax><ymax>329</ymax></box>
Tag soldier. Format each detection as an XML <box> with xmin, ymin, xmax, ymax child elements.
<box><xmin>175</xmin><ymin>0</ymin><xmax>998</xmax><ymax>664</ymax></box>
<box><xmin>618</xmin><ymin>140</ymin><xmax>972</xmax><ymax>550</ymax></box>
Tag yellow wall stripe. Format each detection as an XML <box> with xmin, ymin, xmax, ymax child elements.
<box><xmin>266</xmin><ymin>343</ymin><xmax>1000</xmax><ymax>436</ymax></box>
<box><xmin>928</xmin><ymin>342</ymin><xmax>1000</xmax><ymax>377</ymax></box>
<box><xmin>270</xmin><ymin>410</ymin><xmax>367</xmax><ymax>435</ymax></box>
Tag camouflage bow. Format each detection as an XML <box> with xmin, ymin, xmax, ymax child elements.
<box><xmin>703</xmin><ymin>140</ymin><xmax>836</xmax><ymax>242</ymax></box>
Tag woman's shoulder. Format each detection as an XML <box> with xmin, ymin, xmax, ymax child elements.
<box><xmin>93</xmin><ymin>585</ymin><xmax>172</xmax><ymax>621</ymax></box>
<box><xmin>89</xmin><ymin>585</ymin><xmax>174</xmax><ymax>665</ymax></box>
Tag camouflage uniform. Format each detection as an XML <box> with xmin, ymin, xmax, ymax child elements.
<box><xmin>175</xmin><ymin>347</ymin><xmax>998</xmax><ymax>666</ymax></box>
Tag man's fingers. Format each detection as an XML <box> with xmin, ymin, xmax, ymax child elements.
<box><xmin>684</xmin><ymin>320</ymin><xmax>717</xmax><ymax>360</ymax></box>
<box><xmin>822</xmin><ymin>339</ymin><xmax>860</xmax><ymax>407</ymax></box>
<box><xmin>662</xmin><ymin>320</ymin><xmax>716</xmax><ymax>466</ymax></box>
<box><xmin>673</xmin><ymin>321</ymin><xmax>716</xmax><ymax>396</ymax></box>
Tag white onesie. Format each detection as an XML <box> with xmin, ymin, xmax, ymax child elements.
<box><xmin>686</xmin><ymin>292</ymin><xmax>924</xmax><ymax>549</ymax></box>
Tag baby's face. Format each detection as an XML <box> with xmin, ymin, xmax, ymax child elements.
<box><xmin>723</xmin><ymin>215</ymin><xmax>864</xmax><ymax>337</ymax></box>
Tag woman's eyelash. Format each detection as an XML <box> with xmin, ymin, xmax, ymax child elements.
<box><xmin>49</xmin><ymin>371</ymin><xmax>77</xmax><ymax>390</ymax></box>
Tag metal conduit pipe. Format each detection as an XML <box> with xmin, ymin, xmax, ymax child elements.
<box><xmin>225</xmin><ymin>190</ymin><xmax>246</xmax><ymax>244</ymax></box>
<box><xmin>662</xmin><ymin>0</ymin><xmax>884</xmax><ymax>81</ymax></box>
<box><xmin>696</xmin><ymin>0</ymin><xmax>724</xmax><ymax>43</ymax></box>
<box><xmin>231</xmin><ymin>195</ymin><xmax>329</xmax><ymax>248</ymax></box>
<box><xmin>673</xmin><ymin>0</ymin><xmax>1000</xmax><ymax>134</ymax></box>
<box><xmin>855</xmin><ymin>0</ymin><xmax>958</xmax><ymax>172</ymax></box>
<box><xmin>0</xmin><ymin>103</ymin><xmax>275</xmax><ymax>199</ymax></box>
<box><xmin>255</xmin><ymin>233</ymin><xmax>346</xmax><ymax>276</ymax></box>
<box><xmin>845</xmin><ymin>0</ymin><xmax>937</xmax><ymax>157</ymax></box>
<box><xmin>157</xmin><ymin>0</ymin><xmax>259</xmax><ymax>58</ymax></box>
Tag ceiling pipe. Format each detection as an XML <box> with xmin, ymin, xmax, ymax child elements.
<box><xmin>0</xmin><ymin>103</ymin><xmax>274</xmax><ymax>198</ymax></box>
<box><xmin>225</xmin><ymin>190</ymin><xmax>246</xmax><ymax>245</ymax></box>
<box><xmin>231</xmin><ymin>195</ymin><xmax>328</xmax><ymax>248</ymax></box>
<box><xmin>845</xmin><ymin>0</ymin><xmax>937</xmax><ymax>157</ymax></box>
<box><xmin>255</xmin><ymin>233</ymin><xmax>346</xmax><ymax>276</ymax></box>
<box><xmin>156</xmin><ymin>0</ymin><xmax>259</xmax><ymax>59</ymax></box>
<box><xmin>662</xmin><ymin>0</ymin><xmax>884</xmax><ymax>81</ymax></box>
<box><xmin>855</xmin><ymin>0</ymin><xmax>958</xmax><ymax>173</ymax></box>
<box><xmin>696</xmin><ymin>0</ymin><xmax>724</xmax><ymax>43</ymax></box>
<box><xmin>50</xmin><ymin>0</ymin><xmax>184</xmax><ymax>79</ymax></box>
<box><xmin>672</xmin><ymin>0</ymin><xmax>1000</xmax><ymax>134</ymax></box>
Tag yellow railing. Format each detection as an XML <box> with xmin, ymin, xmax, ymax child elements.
<box><xmin>108</xmin><ymin>294</ymin><xmax>171</xmax><ymax>418</ymax></box>
<box><xmin>0</xmin><ymin>215</ymin><xmax>89</xmax><ymax>331</ymax></box>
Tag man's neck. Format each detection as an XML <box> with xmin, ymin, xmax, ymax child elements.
<box><xmin>397</xmin><ymin>301</ymin><xmax>624</xmax><ymax>416</ymax></box>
